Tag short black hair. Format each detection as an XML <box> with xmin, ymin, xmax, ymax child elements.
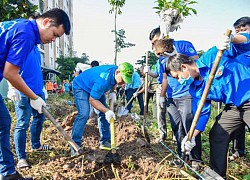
<box><xmin>233</xmin><ymin>16</ymin><xmax>250</xmax><ymax>28</ymax></box>
<box><xmin>40</xmin><ymin>8</ymin><xmax>71</xmax><ymax>35</ymax></box>
<box><xmin>91</xmin><ymin>60</ymin><xmax>99</xmax><ymax>67</ymax></box>
<box><xmin>149</xmin><ymin>27</ymin><xmax>160</xmax><ymax>41</ymax></box>
<box><xmin>165</xmin><ymin>54</ymin><xmax>194</xmax><ymax>75</ymax></box>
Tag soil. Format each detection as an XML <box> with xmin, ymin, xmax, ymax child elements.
<box><xmin>8</xmin><ymin>96</ymin><xmax>250</xmax><ymax>180</ymax></box>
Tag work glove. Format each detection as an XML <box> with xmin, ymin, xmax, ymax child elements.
<box><xmin>30</xmin><ymin>96</ymin><xmax>46</xmax><ymax>114</ymax></box>
<box><xmin>108</xmin><ymin>92</ymin><xmax>116</xmax><ymax>103</ymax></box>
<box><xmin>133</xmin><ymin>92</ymin><xmax>138</xmax><ymax>98</ymax></box>
<box><xmin>159</xmin><ymin>97</ymin><xmax>166</xmax><ymax>109</ymax></box>
<box><xmin>143</xmin><ymin>66</ymin><xmax>150</xmax><ymax>74</ymax></box>
<box><xmin>181</xmin><ymin>135</ymin><xmax>196</xmax><ymax>155</ymax></box>
<box><xmin>105</xmin><ymin>110</ymin><xmax>116</xmax><ymax>123</ymax></box>
<box><xmin>216</xmin><ymin>34</ymin><xmax>231</xmax><ymax>50</ymax></box>
<box><xmin>7</xmin><ymin>87</ymin><xmax>21</xmax><ymax>102</ymax></box>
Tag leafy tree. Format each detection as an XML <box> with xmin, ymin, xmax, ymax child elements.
<box><xmin>108</xmin><ymin>0</ymin><xmax>126</xmax><ymax>65</ymax></box>
<box><xmin>56</xmin><ymin>53</ymin><xmax>90</xmax><ymax>81</ymax></box>
<box><xmin>135</xmin><ymin>51</ymin><xmax>158</xmax><ymax>66</ymax></box>
<box><xmin>0</xmin><ymin>0</ymin><xmax>38</xmax><ymax>21</ymax></box>
<box><xmin>111</xmin><ymin>29</ymin><xmax>135</xmax><ymax>59</ymax></box>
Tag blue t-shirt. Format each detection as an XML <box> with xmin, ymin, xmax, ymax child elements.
<box><xmin>191</xmin><ymin>47</ymin><xmax>250</xmax><ymax>131</ymax></box>
<box><xmin>233</xmin><ymin>32</ymin><xmax>250</xmax><ymax>56</ymax></box>
<box><xmin>0</xmin><ymin>19</ymin><xmax>40</xmax><ymax>82</ymax></box>
<box><xmin>125</xmin><ymin>72</ymin><xmax>142</xmax><ymax>90</ymax></box>
<box><xmin>72</xmin><ymin>65</ymin><xmax>117</xmax><ymax>100</ymax></box>
<box><xmin>20</xmin><ymin>46</ymin><xmax>43</xmax><ymax>95</ymax></box>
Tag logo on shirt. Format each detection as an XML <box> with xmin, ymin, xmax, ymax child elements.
<box><xmin>0</xmin><ymin>21</ymin><xmax>17</xmax><ymax>36</ymax></box>
<box><xmin>215</xmin><ymin>66</ymin><xmax>224</xmax><ymax>78</ymax></box>
<box><xmin>188</xmin><ymin>47</ymin><xmax>195</xmax><ymax>54</ymax></box>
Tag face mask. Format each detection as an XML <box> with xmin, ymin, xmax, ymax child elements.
<box><xmin>178</xmin><ymin>72</ymin><xmax>194</xmax><ymax>86</ymax></box>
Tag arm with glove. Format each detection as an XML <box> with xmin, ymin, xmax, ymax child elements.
<box><xmin>7</xmin><ymin>81</ymin><xmax>21</xmax><ymax>102</ymax></box>
<box><xmin>4</xmin><ymin>62</ymin><xmax>46</xmax><ymax>113</ymax></box>
<box><xmin>159</xmin><ymin>72</ymin><xmax>168</xmax><ymax>109</ymax></box>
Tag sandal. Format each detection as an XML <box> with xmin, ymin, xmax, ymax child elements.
<box><xmin>17</xmin><ymin>159</ymin><xmax>30</xmax><ymax>170</ymax></box>
<box><xmin>33</xmin><ymin>144</ymin><xmax>53</xmax><ymax>152</ymax></box>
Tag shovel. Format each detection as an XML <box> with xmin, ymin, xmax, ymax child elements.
<box><xmin>42</xmin><ymin>107</ymin><xmax>84</xmax><ymax>155</ymax></box>
<box><xmin>117</xmin><ymin>82</ymin><xmax>144</xmax><ymax>117</ymax></box>
<box><xmin>104</xmin><ymin>117</ymin><xmax>121</xmax><ymax>165</ymax></box>
<box><xmin>182</xmin><ymin>29</ymin><xmax>232</xmax><ymax>178</ymax></box>
<box><xmin>141</xmin><ymin>51</ymin><xmax>151</xmax><ymax>144</ymax></box>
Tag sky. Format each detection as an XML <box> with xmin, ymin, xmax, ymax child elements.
<box><xmin>73</xmin><ymin>0</ymin><xmax>250</xmax><ymax>66</ymax></box>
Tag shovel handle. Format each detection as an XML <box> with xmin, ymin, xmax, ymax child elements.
<box><xmin>110</xmin><ymin>117</ymin><xmax>116</xmax><ymax>149</ymax></box>
<box><xmin>42</xmin><ymin>107</ymin><xmax>84</xmax><ymax>155</ymax></box>
<box><xmin>187</xmin><ymin>29</ymin><xmax>232</xmax><ymax>141</ymax></box>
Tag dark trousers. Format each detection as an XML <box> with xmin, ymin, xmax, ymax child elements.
<box><xmin>209</xmin><ymin>101</ymin><xmax>250</xmax><ymax>178</ymax></box>
<box><xmin>231</xmin><ymin>126</ymin><xmax>245</xmax><ymax>156</ymax></box>
<box><xmin>125</xmin><ymin>88</ymin><xmax>144</xmax><ymax>115</ymax></box>
<box><xmin>167</xmin><ymin>96</ymin><xmax>202</xmax><ymax>161</ymax></box>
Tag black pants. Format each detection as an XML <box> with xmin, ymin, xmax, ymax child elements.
<box><xmin>209</xmin><ymin>100</ymin><xmax>250</xmax><ymax>178</ymax></box>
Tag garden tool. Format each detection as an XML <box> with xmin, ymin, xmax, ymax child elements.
<box><xmin>117</xmin><ymin>82</ymin><xmax>144</xmax><ymax>117</ymax></box>
<box><xmin>181</xmin><ymin>29</ymin><xmax>232</xmax><ymax>176</ymax></box>
<box><xmin>42</xmin><ymin>107</ymin><xmax>84</xmax><ymax>155</ymax></box>
<box><xmin>104</xmin><ymin>117</ymin><xmax>121</xmax><ymax>165</ymax></box>
<box><xmin>141</xmin><ymin>51</ymin><xmax>150</xmax><ymax>144</ymax></box>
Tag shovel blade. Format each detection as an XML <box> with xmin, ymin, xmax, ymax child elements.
<box><xmin>117</xmin><ymin>106</ymin><xmax>129</xmax><ymax>117</ymax></box>
<box><xmin>104</xmin><ymin>151</ymin><xmax>121</xmax><ymax>166</ymax></box>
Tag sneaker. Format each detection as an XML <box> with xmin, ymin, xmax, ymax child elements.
<box><xmin>99</xmin><ymin>141</ymin><xmax>111</xmax><ymax>150</ymax></box>
<box><xmin>169</xmin><ymin>159</ymin><xmax>182</xmax><ymax>167</ymax></box>
<box><xmin>229</xmin><ymin>153</ymin><xmax>239</xmax><ymax>161</ymax></box>
<box><xmin>0</xmin><ymin>171</ymin><xmax>33</xmax><ymax>180</ymax></box>
<box><xmin>191</xmin><ymin>161</ymin><xmax>201</xmax><ymax>171</ymax></box>
<box><xmin>17</xmin><ymin>159</ymin><xmax>30</xmax><ymax>170</ymax></box>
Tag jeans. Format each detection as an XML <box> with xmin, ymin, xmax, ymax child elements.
<box><xmin>14</xmin><ymin>92</ymin><xmax>45</xmax><ymax>160</ymax></box>
<box><xmin>125</xmin><ymin>88</ymin><xmax>144</xmax><ymax>115</ymax></box>
<box><xmin>0</xmin><ymin>94</ymin><xmax>15</xmax><ymax>176</ymax></box>
<box><xmin>209</xmin><ymin>101</ymin><xmax>250</xmax><ymax>178</ymax></box>
<box><xmin>156</xmin><ymin>86</ymin><xmax>167</xmax><ymax>139</ymax></box>
<box><xmin>72</xmin><ymin>88</ymin><xmax>110</xmax><ymax>155</ymax></box>
<box><xmin>167</xmin><ymin>95</ymin><xmax>202</xmax><ymax>161</ymax></box>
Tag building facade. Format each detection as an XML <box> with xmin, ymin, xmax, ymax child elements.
<box><xmin>29</xmin><ymin>0</ymin><xmax>73</xmax><ymax>81</ymax></box>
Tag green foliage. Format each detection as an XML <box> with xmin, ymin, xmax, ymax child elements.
<box><xmin>154</xmin><ymin>0</ymin><xmax>197</xmax><ymax>17</ymax></box>
<box><xmin>0</xmin><ymin>0</ymin><xmax>38</xmax><ymax>21</ymax></box>
<box><xmin>197</xmin><ymin>50</ymin><xmax>205</xmax><ymax>57</ymax></box>
<box><xmin>55</xmin><ymin>54</ymin><xmax>90</xmax><ymax>81</ymax></box>
<box><xmin>108</xmin><ymin>0</ymin><xmax>126</xmax><ymax>15</ymax></box>
<box><xmin>135</xmin><ymin>51</ymin><xmax>158</xmax><ymax>66</ymax></box>
<box><xmin>111</xmin><ymin>29</ymin><xmax>135</xmax><ymax>53</ymax></box>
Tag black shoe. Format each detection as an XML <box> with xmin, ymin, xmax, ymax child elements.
<box><xmin>0</xmin><ymin>171</ymin><xmax>33</xmax><ymax>180</ymax></box>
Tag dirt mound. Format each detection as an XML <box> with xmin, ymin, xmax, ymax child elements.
<box><xmin>17</xmin><ymin>114</ymin><xmax>194</xmax><ymax>180</ymax></box>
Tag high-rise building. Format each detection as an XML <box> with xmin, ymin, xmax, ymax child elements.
<box><xmin>29</xmin><ymin>0</ymin><xmax>73</xmax><ymax>81</ymax></box>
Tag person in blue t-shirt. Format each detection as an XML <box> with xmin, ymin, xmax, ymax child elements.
<box><xmin>125</xmin><ymin>71</ymin><xmax>144</xmax><ymax>115</ymax></box>
<box><xmin>147</xmin><ymin>27</ymin><xmax>202</xmax><ymax>168</ymax></box>
<box><xmin>0</xmin><ymin>8</ymin><xmax>70</xmax><ymax>179</ymax></box>
<box><xmin>71</xmin><ymin>62</ymin><xmax>134</xmax><ymax>156</ymax></box>
<box><xmin>228</xmin><ymin>16</ymin><xmax>250</xmax><ymax>161</ymax></box>
<box><xmin>165</xmin><ymin>45</ymin><xmax>250</xmax><ymax>178</ymax></box>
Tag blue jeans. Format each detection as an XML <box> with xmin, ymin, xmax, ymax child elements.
<box><xmin>14</xmin><ymin>92</ymin><xmax>45</xmax><ymax>160</ymax></box>
<box><xmin>125</xmin><ymin>88</ymin><xmax>144</xmax><ymax>115</ymax></box>
<box><xmin>72</xmin><ymin>88</ymin><xmax>110</xmax><ymax>155</ymax></box>
<box><xmin>0</xmin><ymin>94</ymin><xmax>15</xmax><ymax>176</ymax></box>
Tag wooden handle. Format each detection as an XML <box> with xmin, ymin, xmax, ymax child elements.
<box><xmin>42</xmin><ymin>107</ymin><xmax>83</xmax><ymax>154</ymax></box>
<box><xmin>187</xmin><ymin>29</ymin><xmax>232</xmax><ymax>141</ymax></box>
<box><xmin>110</xmin><ymin>117</ymin><xmax>116</xmax><ymax>149</ymax></box>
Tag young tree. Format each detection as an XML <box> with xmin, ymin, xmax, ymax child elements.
<box><xmin>135</xmin><ymin>51</ymin><xmax>158</xmax><ymax>66</ymax></box>
<box><xmin>108</xmin><ymin>0</ymin><xmax>126</xmax><ymax>65</ymax></box>
<box><xmin>111</xmin><ymin>29</ymin><xmax>135</xmax><ymax>59</ymax></box>
<box><xmin>0</xmin><ymin>0</ymin><xmax>37</xmax><ymax>21</ymax></box>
